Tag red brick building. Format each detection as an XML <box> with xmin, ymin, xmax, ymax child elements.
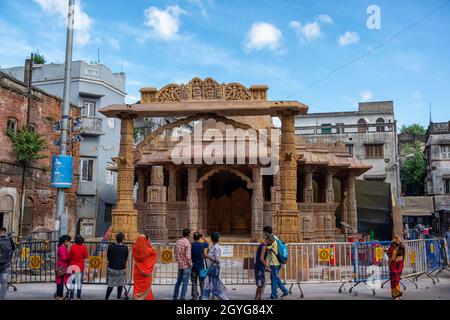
<box><xmin>0</xmin><ymin>71</ymin><xmax>79</xmax><ymax>238</ymax></box>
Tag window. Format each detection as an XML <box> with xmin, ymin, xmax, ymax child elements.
<box><xmin>358</xmin><ymin>119</ymin><xmax>367</xmax><ymax>133</ymax></box>
<box><xmin>441</xmin><ymin>145</ymin><xmax>450</xmax><ymax>159</ymax></box>
<box><xmin>365</xmin><ymin>144</ymin><xmax>384</xmax><ymax>158</ymax></box>
<box><xmin>321</xmin><ymin>123</ymin><xmax>332</xmax><ymax>134</ymax></box>
<box><xmin>104</xmin><ymin>203</ymin><xmax>113</xmax><ymax>223</ymax></box>
<box><xmin>346</xmin><ymin>144</ymin><xmax>354</xmax><ymax>157</ymax></box>
<box><xmin>107</xmin><ymin>118</ymin><xmax>115</xmax><ymax>129</ymax></box>
<box><xmin>83</xmin><ymin>101</ymin><xmax>96</xmax><ymax>117</ymax></box>
<box><xmin>7</xmin><ymin>118</ymin><xmax>17</xmax><ymax>133</ymax></box>
<box><xmin>106</xmin><ymin>169</ymin><xmax>114</xmax><ymax>185</ymax></box>
<box><xmin>376</xmin><ymin>118</ymin><xmax>385</xmax><ymax>132</ymax></box>
<box><xmin>444</xmin><ymin>178</ymin><xmax>450</xmax><ymax>194</ymax></box>
<box><xmin>336</xmin><ymin>123</ymin><xmax>345</xmax><ymax>134</ymax></box>
<box><xmin>81</xmin><ymin>159</ymin><xmax>94</xmax><ymax>182</ymax></box>
<box><xmin>28</xmin><ymin>124</ymin><xmax>37</xmax><ymax>132</ymax></box>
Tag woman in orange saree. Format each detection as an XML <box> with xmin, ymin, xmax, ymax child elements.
<box><xmin>132</xmin><ymin>235</ymin><xmax>157</xmax><ymax>300</ymax></box>
<box><xmin>387</xmin><ymin>236</ymin><xmax>405</xmax><ymax>300</ymax></box>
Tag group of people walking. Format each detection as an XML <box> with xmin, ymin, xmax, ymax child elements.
<box><xmin>0</xmin><ymin>224</ymin><xmax>418</xmax><ymax>301</ymax></box>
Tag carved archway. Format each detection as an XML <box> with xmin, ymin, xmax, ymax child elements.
<box><xmin>196</xmin><ymin>166</ymin><xmax>253</xmax><ymax>189</ymax></box>
<box><xmin>134</xmin><ymin>113</ymin><xmax>271</xmax><ymax>163</ymax></box>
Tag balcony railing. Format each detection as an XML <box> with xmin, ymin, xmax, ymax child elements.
<box><xmin>296</xmin><ymin>123</ymin><xmax>395</xmax><ymax>135</ymax></box>
<box><xmin>80</xmin><ymin>117</ymin><xmax>103</xmax><ymax>136</ymax></box>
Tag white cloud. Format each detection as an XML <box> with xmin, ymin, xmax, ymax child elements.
<box><xmin>244</xmin><ymin>22</ymin><xmax>282</xmax><ymax>52</ymax></box>
<box><xmin>412</xmin><ymin>90</ymin><xmax>424</xmax><ymax>109</ymax></box>
<box><xmin>33</xmin><ymin>0</ymin><xmax>93</xmax><ymax>47</ymax></box>
<box><xmin>360</xmin><ymin>90</ymin><xmax>373</xmax><ymax>101</ymax></box>
<box><xmin>109</xmin><ymin>38</ymin><xmax>121</xmax><ymax>51</ymax></box>
<box><xmin>290</xmin><ymin>14</ymin><xmax>332</xmax><ymax>43</ymax></box>
<box><xmin>338</xmin><ymin>31</ymin><xmax>360</xmax><ymax>47</ymax></box>
<box><xmin>316</xmin><ymin>14</ymin><xmax>333</xmax><ymax>24</ymax></box>
<box><xmin>125</xmin><ymin>94</ymin><xmax>139</xmax><ymax>104</ymax></box>
<box><xmin>187</xmin><ymin>0</ymin><xmax>215</xmax><ymax>18</ymax></box>
<box><xmin>343</xmin><ymin>94</ymin><xmax>357</xmax><ymax>105</ymax></box>
<box><xmin>143</xmin><ymin>5</ymin><xmax>186</xmax><ymax>41</ymax></box>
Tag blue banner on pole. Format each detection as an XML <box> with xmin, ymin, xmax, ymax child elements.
<box><xmin>51</xmin><ymin>155</ymin><xmax>74</xmax><ymax>189</ymax></box>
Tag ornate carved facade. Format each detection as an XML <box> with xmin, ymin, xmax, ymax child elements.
<box><xmin>100</xmin><ymin>78</ymin><xmax>371</xmax><ymax>241</ymax></box>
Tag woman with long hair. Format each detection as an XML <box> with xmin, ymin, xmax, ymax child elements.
<box><xmin>387</xmin><ymin>236</ymin><xmax>405</xmax><ymax>300</ymax></box>
<box><xmin>132</xmin><ymin>235</ymin><xmax>157</xmax><ymax>300</ymax></box>
<box><xmin>68</xmin><ymin>235</ymin><xmax>88</xmax><ymax>300</ymax></box>
<box><xmin>55</xmin><ymin>235</ymin><xmax>71</xmax><ymax>300</ymax></box>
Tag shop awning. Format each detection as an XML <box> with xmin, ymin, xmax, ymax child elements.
<box><xmin>401</xmin><ymin>197</ymin><xmax>434</xmax><ymax>216</ymax></box>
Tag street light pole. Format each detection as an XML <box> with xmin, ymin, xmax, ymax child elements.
<box><xmin>55</xmin><ymin>0</ymin><xmax>75</xmax><ymax>239</ymax></box>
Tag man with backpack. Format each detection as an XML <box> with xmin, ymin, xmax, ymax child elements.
<box><xmin>263</xmin><ymin>226</ymin><xmax>289</xmax><ymax>300</ymax></box>
<box><xmin>0</xmin><ymin>227</ymin><xmax>15</xmax><ymax>300</ymax></box>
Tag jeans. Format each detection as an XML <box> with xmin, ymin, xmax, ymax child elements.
<box><xmin>270</xmin><ymin>265</ymin><xmax>288</xmax><ymax>299</ymax></box>
<box><xmin>191</xmin><ymin>268</ymin><xmax>205</xmax><ymax>300</ymax></box>
<box><xmin>202</xmin><ymin>275</ymin><xmax>229</xmax><ymax>301</ymax></box>
<box><xmin>173</xmin><ymin>268</ymin><xmax>191</xmax><ymax>300</ymax></box>
<box><xmin>0</xmin><ymin>268</ymin><xmax>9</xmax><ymax>300</ymax></box>
<box><xmin>69</xmin><ymin>272</ymin><xmax>83</xmax><ymax>300</ymax></box>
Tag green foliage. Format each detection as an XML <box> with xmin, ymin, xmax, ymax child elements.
<box><xmin>31</xmin><ymin>50</ymin><xmax>46</xmax><ymax>65</ymax></box>
<box><xmin>400</xmin><ymin>148</ymin><xmax>427</xmax><ymax>196</ymax></box>
<box><xmin>400</xmin><ymin>124</ymin><xmax>426</xmax><ymax>135</ymax></box>
<box><xmin>7</xmin><ymin>127</ymin><xmax>47</xmax><ymax>164</ymax></box>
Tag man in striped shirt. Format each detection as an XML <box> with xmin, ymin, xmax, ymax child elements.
<box><xmin>173</xmin><ymin>228</ymin><xmax>192</xmax><ymax>300</ymax></box>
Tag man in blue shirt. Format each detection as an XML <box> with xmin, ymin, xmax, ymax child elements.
<box><xmin>191</xmin><ymin>232</ymin><xmax>209</xmax><ymax>300</ymax></box>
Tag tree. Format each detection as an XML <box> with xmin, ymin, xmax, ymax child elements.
<box><xmin>31</xmin><ymin>50</ymin><xmax>46</xmax><ymax>65</ymax></box>
<box><xmin>400</xmin><ymin>124</ymin><xmax>426</xmax><ymax>135</ymax></box>
<box><xmin>7</xmin><ymin>127</ymin><xmax>47</xmax><ymax>237</ymax></box>
<box><xmin>400</xmin><ymin>146</ymin><xmax>427</xmax><ymax>196</ymax></box>
<box><xmin>7</xmin><ymin>127</ymin><xmax>47</xmax><ymax>163</ymax></box>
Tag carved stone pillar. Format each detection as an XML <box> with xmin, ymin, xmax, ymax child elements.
<box><xmin>340</xmin><ymin>178</ymin><xmax>349</xmax><ymax>225</ymax></box>
<box><xmin>326</xmin><ymin>170</ymin><xmax>335</xmax><ymax>204</ymax></box>
<box><xmin>146</xmin><ymin>166</ymin><xmax>168</xmax><ymax>240</ymax></box>
<box><xmin>111</xmin><ymin>114</ymin><xmax>138</xmax><ymax>241</ymax></box>
<box><xmin>252</xmin><ymin>167</ymin><xmax>264</xmax><ymax>240</ymax></box>
<box><xmin>275</xmin><ymin>110</ymin><xmax>299</xmax><ymax>242</ymax></box>
<box><xmin>348</xmin><ymin>172</ymin><xmax>358</xmax><ymax>232</ymax></box>
<box><xmin>168</xmin><ymin>166</ymin><xmax>177</xmax><ymax>202</ymax></box>
<box><xmin>304</xmin><ymin>166</ymin><xmax>314</xmax><ymax>203</ymax></box>
<box><xmin>187</xmin><ymin>167</ymin><xmax>199</xmax><ymax>232</ymax></box>
<box><xmin>137</xmin><ymin>170</ymin><xmax>146</xmax><ymax>204</ymax></box>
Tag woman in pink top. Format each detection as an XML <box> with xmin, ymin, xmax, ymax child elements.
<box><xmin>55</xmin><ymin>235</ymin><xmax>71</xmax><ymax>300</ymax></box>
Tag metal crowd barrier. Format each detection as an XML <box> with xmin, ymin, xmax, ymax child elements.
<box><xmin>8</xmin><ymin>237</ymin><xmax>450</xmax><ymax>299</ymax></box>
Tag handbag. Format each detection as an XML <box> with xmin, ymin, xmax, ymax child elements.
<box><xmin>55</xmin><ymin>265</ymin><xmax>66</xmax><ymax>277</ymax></box>
<box><xmin>199</xmin><ymin>259</ymin><xmax>209</xmax><ymax>279</ymax></box>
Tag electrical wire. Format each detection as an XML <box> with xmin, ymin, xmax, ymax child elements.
<box><xmin>284</xmin><ymin>0</ymin><xmax>450</xmax><ymax>100</ymax></box>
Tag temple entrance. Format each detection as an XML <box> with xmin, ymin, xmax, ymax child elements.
<box><xmin>206</xmin><ymin>171</ymin><xmax>252</xmax><ymax>236</ymax></box>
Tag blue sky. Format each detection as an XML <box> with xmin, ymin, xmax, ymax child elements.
<box><xmin>1</xmin><ymin>0</ymin><xmax>449</xmax><ymax>127</ymax></box>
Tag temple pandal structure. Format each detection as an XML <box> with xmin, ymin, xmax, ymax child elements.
<box><xmin>99</xmin><ymin>78</ymin><xmax>371</xmax><ymax>242</ymax></box>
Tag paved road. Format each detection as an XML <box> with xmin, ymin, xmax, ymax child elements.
<box><xmin>4</xmin><ymin>277</ymin><xmax>450</xmax><ymax>300</ymax></box>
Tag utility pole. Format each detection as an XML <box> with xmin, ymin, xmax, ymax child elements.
<box><xmin>18</xmin><ymin>54</ymin><xmax>34</xmax><ymax>238</ymax></box>
<box><xmin>55</xmin><ymin>0</ymin><xmax>75</xmax><ymax>239</ymax></box>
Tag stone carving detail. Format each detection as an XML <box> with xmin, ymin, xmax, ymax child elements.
<box><xmin>147</xmin><ymin>78</ymin><xmax>258</xmax><ymax>103</ymax></box>
<box><xmin>151</xmin><ymin>166</ymin><xmax>164</xmax><ymax>186</ymax></box>
<box><xmin>156</xmin><ymin>84</ymin><xmax>182</xmax><ymax>102</ymax></box>
<box><xmin>225</xmin><ymin>83</ymin><xmax>252</xmax><ymax>101</ymax></box>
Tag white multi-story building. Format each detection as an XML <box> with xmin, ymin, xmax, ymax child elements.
<box><xmin>425</xmin><ymin>121</ymin><xmax>450</xmax><ymax>235</ymax></box>
<box><xmin>295</xmin><ymin>101</ymin><xmax>401</xmax><ymax>199</ymax></box>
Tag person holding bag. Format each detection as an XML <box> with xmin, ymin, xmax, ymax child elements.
<box><xmin>55</xmin><ymin>235</ymin><xmax>71</xmax><ymax>300</ymax></box>
<box><xmin>190</xmin><ymin>232</ymin><xmax>209</xmax><ymax>300</ymax></box>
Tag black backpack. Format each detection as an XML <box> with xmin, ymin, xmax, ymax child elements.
<box><xmin>0</xmin><ymin>236</ymin><xmax>13</xmax><ymax>269</ymax></box>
